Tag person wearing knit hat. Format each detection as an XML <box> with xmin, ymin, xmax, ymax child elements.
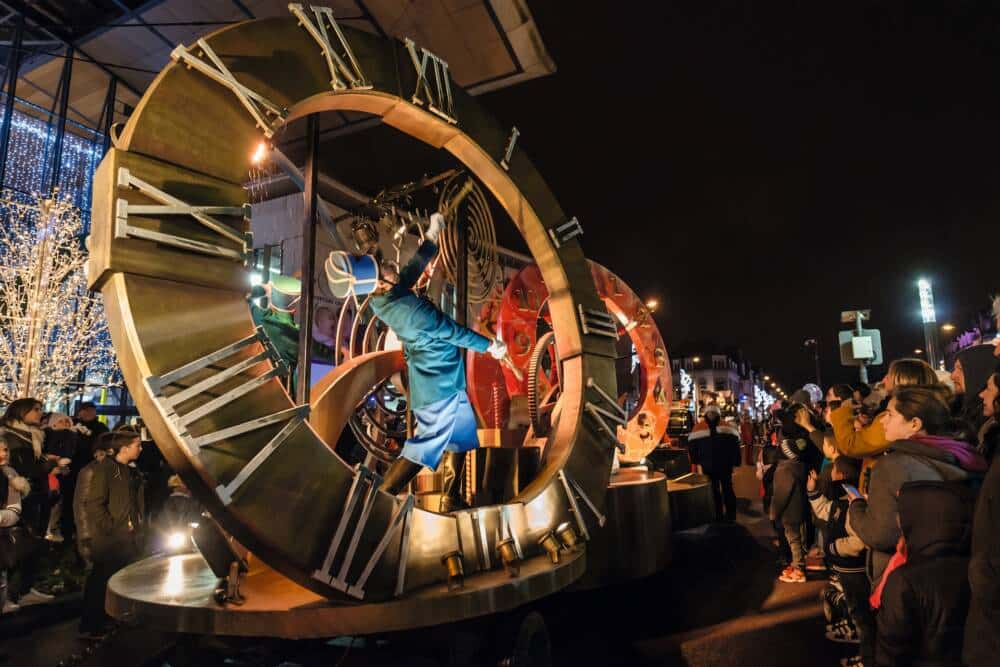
<box><xmin>951</xmin><ymin>344</ymin><xmax>998</xmax><ymax>429</ymax></box>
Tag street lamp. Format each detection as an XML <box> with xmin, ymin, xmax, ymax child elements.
<box><xmin>763</xmin><ymin>375</ymin><xmax>770</xmax><ymax>381</ymax></box>
<box><xmin>692</xmin><ymin>356</ymin><xmax>701</xmax><ymax>364</ymax></box>
<box><xmin>917</xmin><ymin>278</ymin><xmax>940</xmax><ymax>369</ymax></box>
<box><xmin>645</xmin><ymin>298</ymin><xmax>659</xmax><ymax>312</ymax></box>
<box><xmin>942</xmin><ymin>323</ymin><xmax>956</xmax><ymax>333</ymax></box>
<box><xmin>914</xmin><ymin>348</ymin><xmax>923</xmax><ymax>355</ymax></box>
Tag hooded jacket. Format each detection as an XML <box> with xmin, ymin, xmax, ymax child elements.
<box><xmin>770</xmin><ymin>441</ymin><xmax>808</xmax><ymax>525</ymax></box>
<box><xmin>848</xmin><ymin>436</ymin><xmax>985</xmax><ymax>584</ymax></box>
<box><xmin>876</xmin><ymin>481</ymin><xmax>975</xmax><ymax>667</ymax></box>
<box><xmin>964</xmin><ymin>424</ymin><xmax>1000</xmax><ymax>667</ymax></box>
<box><xmin>954</xmin><ymin>345</ymin><xmax>999</xmax><ymax>428</ymax></box>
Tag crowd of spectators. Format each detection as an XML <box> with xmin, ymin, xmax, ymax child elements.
<box><xmin>0</xmin><ymin>400</ymin><xmax>196</xmax><ymax>640</ymax></box>
<box><xmin>750</xmin><ymin>298</ymin><xmax>1000</xmax><ymax>667</ymax></box>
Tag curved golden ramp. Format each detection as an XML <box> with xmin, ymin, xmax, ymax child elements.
<box><xmin>89</xmin><ymin>11</ymin><xmax>621</xmax><ymax>613</ymax></box>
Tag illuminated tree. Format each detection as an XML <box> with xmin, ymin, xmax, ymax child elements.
<box><xmin>0</xmin><ymin>193</ymin><xmax>116</xmax><ymax>405</ymax></box>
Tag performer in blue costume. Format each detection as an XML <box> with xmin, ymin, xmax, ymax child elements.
<box><xmin>366</xmin><ymin>213</ymin><xmax>507</xmax><ymax>511</ymax></box>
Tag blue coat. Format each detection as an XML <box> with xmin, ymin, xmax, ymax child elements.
<box><xmin>370</xmin><ymin>240</ymin><xmax>490</xmax><ymax>410</ymax></box>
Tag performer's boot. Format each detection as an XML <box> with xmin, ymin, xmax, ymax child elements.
<box><xmin>381</xmin><ymin>457</ymin><xmax>423</xmax><ymax>495</ymax></box>
<box><xmin>439</xmin><ymin>451</ymin><xmax>469</xmax><ymax>513</ymax></box>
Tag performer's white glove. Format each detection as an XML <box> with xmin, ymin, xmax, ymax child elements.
<box><xmin>426</xmin><ymin>212</ymin><xmax>445</xmax><ymax>243</ymax></box>
<box><xmin>487</xmin><ymin>338</ymin><xmax>507</xmax><ymax>360</ymax></box>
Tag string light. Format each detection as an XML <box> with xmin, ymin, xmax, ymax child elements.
<box><xmin>0</xmin><ymin>192</ymin><xmax>117</xmax><ymax>406</ymax></box>
<box><xmin>1</xmin><ymin>108</ymin><xmax>102</xmax><ymax>220</ymax></box>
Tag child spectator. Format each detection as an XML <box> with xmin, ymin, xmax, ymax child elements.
<box><xmin>809</xmin><ymin>456</ymin><xmax>872</xmax><ymax>666</ymax></box>
<box><xmin>875</xmin><ymin>480</ymin><xmax>975</xmax><ymax>667</ymax></box>
<box><xmin>772</xmin><ymin>434</ymin><xmax>810</xmax><ymax>583</ymax></box>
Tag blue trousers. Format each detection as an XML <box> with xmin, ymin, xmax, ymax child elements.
<box><xmin>400</xmin><ymin>392</ymin><xmax>479</xmax><ymax>469</ymax></box>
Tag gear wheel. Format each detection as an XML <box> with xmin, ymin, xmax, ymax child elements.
<box><xmin>527</xmin><ymin>331</ymin><xmax>559</xmax><ymax>435</ymax></box>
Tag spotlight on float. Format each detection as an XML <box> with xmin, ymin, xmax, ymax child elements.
<box><xmin>538</xmin><ymin>530</ymin><xmax>562</xmax><ymax>564</ymax></box>
<box><xmin>192</xmin><ymin>513</ymin><xmax>248</xmax><ymax>606</ymax></box>
<box><xmin>496</xmin><ymin>537</ymin><xmax>521</xmax><ymax>577</ymax></box>
<box><xmin>555</xmin><ymin>521</ymin><xmax>580</xmax><ymax>549</ymax></box>
<box><xmin>440</xmin><ymin>551</ymin><xmax>465</xmax><ymax>591</ymax></box>
<box><xmin>251</xmin><ymin>140</ymin><xmax>268</xmax><ymax>165</ymax></box>
<box><xmin>166</xmin><ymin>531</ymin><xmax>189</xmax><ymax>552</ymax></box>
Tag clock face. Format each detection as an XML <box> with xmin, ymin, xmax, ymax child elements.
<box><xmin>88</xmin><ymin>11</ymin><xmax>621</xmax><ymax>604</ymax></box>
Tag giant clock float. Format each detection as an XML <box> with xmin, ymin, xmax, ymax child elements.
<box><xmin>87</xmin><ymin>5</ymin><xmax>678</xmax><ymax>637</ymax></box>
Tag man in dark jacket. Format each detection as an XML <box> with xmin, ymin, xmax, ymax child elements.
<box><xmin>877</xmin><ymin>480</ymin><xmax>976</xmax><ymax>667</ymax></box>
<box><xmin>688</xmin><ymin>405</ymin><xmax>742</xmax><ymax>521</ymax></box>
<box><xmin>74</xmin><ymin>430</ymin><xmax>145</xmax><ymax>639</ymax></box>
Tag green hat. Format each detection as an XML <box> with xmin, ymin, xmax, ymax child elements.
<box><xmin>268</xmin><ymin>275</ymin><xmax>301</xmax><ymax>312</ymax></box>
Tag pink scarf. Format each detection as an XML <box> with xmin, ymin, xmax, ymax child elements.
<box><xmin>870</xmin><ymin>540</ymin><xmax>907</xmax><ymax>609</ymax></box>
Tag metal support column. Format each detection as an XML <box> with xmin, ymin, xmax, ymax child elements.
<box><xmin>296</xmin><ymin>113</ymin><xmax>320</xmax><ymax>405</ymax></box>
<box><xmin>48</xmin><ymin>45</ymin><xmax>73</xmax><ymax>192</ymax></box>
<box><xmin>101</xmin><ymin>75</ymin><xmax>117</xmax><ymax>155</ymax></box>
<box><xmin>0</xmin><ymin>11</ymin><xmax>25</xmax><ymax>189</ymax></box>
<box><xmin>456</xmin><ymin>206</ymin><xmax>468</xmax><ymax>326</ymax></box>
<box><xmin>855</xmin><ymin>312</ymin><xmax>869</xmax><ymax>385</ymax></box>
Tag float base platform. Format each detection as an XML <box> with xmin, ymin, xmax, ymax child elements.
<box><xmin>108</xmin><ymin>548</ymin><xmax>585</xmax><ymax>639</ymax></box>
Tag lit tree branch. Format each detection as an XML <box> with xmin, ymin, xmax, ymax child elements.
<box><xmin>0</xmin><ymin>193</ymin><xmax>118</xmax><ymax>405</ymax></box>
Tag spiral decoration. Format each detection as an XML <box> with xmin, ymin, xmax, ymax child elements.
<box><xmin>437</xmin><ymin>174</ymin><xmax>502</xmax><ymax>304</ymax></box>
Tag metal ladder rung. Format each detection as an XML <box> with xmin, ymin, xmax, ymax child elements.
<box><xmin>149</xmin><ymin>330</ymin><xmax>263</xmax><ymax>393</ymax></box>
<box><xmin>193</xmin><ymin>405</ymin><xmax>308</xmax><ymax>450</ymax></box>
<box><xmin>215</xmin><ymin>414</ymin><xmax>306</xmax><ymax>505</ymax></box>
<box><xmin>165</xmin><ymin>350</ymin><xmax>270</xmax><ymax>408</ymax></box>
<box><xmin>178</xmin><ymin>366</ymin><xmax>283</xmax><ymax>427</ymax></box>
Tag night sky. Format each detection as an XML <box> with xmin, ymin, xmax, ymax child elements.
<box><xmin>484</xmin><ymin>1</ymin><xmax>1000</xmax><ymax>391</ymax></box>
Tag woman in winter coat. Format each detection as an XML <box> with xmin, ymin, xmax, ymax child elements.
<box><xmin>876</xmin><ymin>480</ymin><xmax>976</xmax><ymax>667</ymax></box>
<box><xmin>964</xmin><ymin>368</ymin><xmax>1000</xmax><ymax>667</ymax></box>
<box><xmin>829</xmin><ymin>358</ymin><xmax>938</xmax><ymax>492</ymax></box>
<box><xmin>0</xmin><ymin>440</ymin><xmax>30</xmax><ymax>614</ymax></box>
<box><xmin>0</xmin><ymin>398</ymin><xmax>54</xmax><ymax>606</ymax></box>
<box><xmin>847</xmin><ymin>385</ymin><xmax>987</xmax><ymax>586</ymax></box>
<box><xmin>74</xmin><ymin>430</ymin><xmax>146</xmax><ymax>638</ymax></box>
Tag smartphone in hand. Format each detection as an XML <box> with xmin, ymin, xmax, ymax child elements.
<box><xmin>842</xmin><ymin>483</ymin><xmax>863</xmax><ymax>500</ymax></box>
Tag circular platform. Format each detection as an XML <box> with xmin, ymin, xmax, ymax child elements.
<box><xmin>574</xmin><ymin>469</ymin><xmax>671</xmax><ymax>589</ymax></box>
<box><xmin>667</xmin><ymin>474</ymin><xmax>716</xmax><ymax>531</ymax></box>
<box><xmin>108</xmin><ymin>548</ymin><xmax>585</xmax><ymax>638</ymax></box>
